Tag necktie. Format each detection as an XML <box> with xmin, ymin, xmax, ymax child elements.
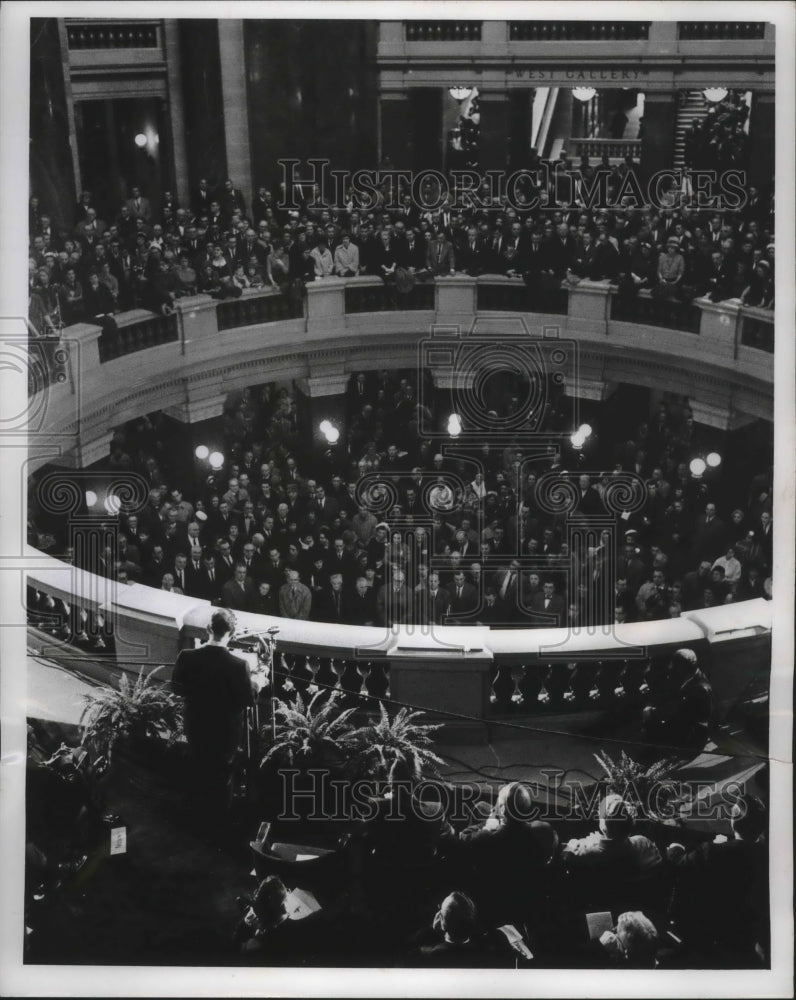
<box><xmin>209</xmin><ymin>571</ymin><xmax>214</xmax><ymax>582</ymax></box>
<box><xmin>457</xmin><ymin>587</ymin><xmax>462</xmax><ymax>599</ymax></box>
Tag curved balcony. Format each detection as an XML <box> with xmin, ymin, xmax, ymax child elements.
<box><xmin>31</xmin><ymin>275</ymin><xmax>773</xmax><ymax>470</ymax></box>
<box><xmin>27</xmin><ymin>277</ymin><xmax>774</xmax><ymax>742</ymax></box>
<box><xmin>26</xmin><ymin>545</ymin><xmax>772</xmax><ymax>743</ymax></box>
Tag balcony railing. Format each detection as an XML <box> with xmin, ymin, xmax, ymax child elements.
<box><xmin>97</xmin><ymin>310</ymin><xmax>178</xmax><ymax>362</ymax></box>
<box><xmin>610</xmin><ymin>290</ymin><xmax>702</xmax><ymax>334</ymax></box>
<box><xmin>741</xmin><ymin>309</ymin><xmax>774</xmax><ymax>354</ymax></box>
<box><xmin>25</xmin><ymin>547</ymin><xmax>772</xmax><ymax>740</ymax></box>
<box><xmin>404</xmin><ymin>21</ymin><xmax>482</xmax><ymax>41</ymax></box>
<box><xmin>677</xmin><ymin>22</ymin><xmax>766</xmax><ymax>40</ymax></box>
<box><xmin>476</xmin><ymin>280</ymin><xmax>568</xmax><ymax>315</ymax></box>
<box><xmin>509</xmin><ymin>21</ymin><xmax>650</xmax><ymax>41</ymax></box>
<box><xmin>568</xmin><ymin>139</ymin><xmax>642</xmax><ymax>162</ymax></box>
<box><xmin>217</xmin><ymin>290</ymin><xmax>304</xmax><ymax>331</ymax></box>
<box><xmin>29</xmin><ymin>279</ymin><xmax>773</xmax><ymax>403</ymax></box>
<box><xmin>65</xmin><ymin>20</ymin><xmax>161</xmax><ymax>49</ymax></box>
<box><xmin>344</xmin><ymin>281</ymin><xmax>435</xmax><ymax>314</ymax></box>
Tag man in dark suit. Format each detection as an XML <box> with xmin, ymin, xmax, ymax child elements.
<box><xmin>446</xmin><ymin>570</ymin><xmax>478</xmax><ymax>622</ymax></box>
<box><xmin>197</xmin><ymin>553</ymin><xmax>223</xmax><ymax>603</ymax></box>
<box><xmin>691</xmin><ymin>502</ymin><xmax>727</xmax><ymax>563</ymax></box>
<box><xmin>191</xmin><ymin>178</ymin><xmax>215</xmax><ymax>217</ymax></box>
<box><xmin>574</xmin><ymin>474</ymin><xmax>603</xmax><ymax>518</ymax></box>
<box><xmin>410</xmin><ymin>892</ymin><xmax>507</xmax><ymax>968</ymax></box>
<box><xmin>426</xmin><ymin>230</ymin><xmax>455</xmax><ymax>276</ymax></box>
<box><xmin>667</xmin><ymin>794</ymin><xmax>768</xmax><ymax>964</ymax></box>
<box><xmin>544</xmin><ymin>222</ymin><xmax>577</xmax><ymax>280</ymax></box>
<box><xmin>377</xmin><ymin>568</ymin><xmax>411</xmax><ymax>626</ymax></box>
<box><xmin>315</xmin><ymin>573</ymin><xmax>346</xmax><ymax>624</ymax></box>
<box><xmin>171</xmin><ymin>553</ymin><xmax>190</xmax><ymax>596</ymax></box>
<box><xmin>263</xmin><ymin>547</ymin><xmax>287</xmax><ymax>592</ymax></box>
<box><xmin>308</xmin><ymin>485</ymin><xmax>339</xmax><ymax>523</ymax></box>
<box><xmin>530</xmin><ymin>580</ymin><xmax>566</xmax><ymax>625</ymax></box>
<box><xmin>394</xmin><ymin>227</ymin><xmax>428</xmax><ymax>273</ymax></box>
<box><xmin>344</xmin><ymin>576</ymin><xmax>378</xmax><ymax>626</ymax></box>
<box><xmin>222</xmin><ymin>563</ymin><xmax>256</xmax><ymax>612</ymax></box>
<box><xmin>125</xmin><ymin>186</ymin><xmax>152</xmax><ymax>223</ymax></box>
<box><xmin>220</xmin><ymin>178</ymin><xmax>247</xmax><ymax>218</ymax></box>
<box><xmin>457</xmin><ymin>225</ymin><xmax>486</xmax><ymax>276</ymax></box>
<box><xmin>185</xmin><ymin>549</ymin><xmax>207</xmax><ymax>598</ymax></box>
<box><xmin>239</xmin><ymin>541</ymin><xmax>264</xmax><ymax>583</ymax></box>
<box><xmin>215</xmin><ymin>539</ymin><xmax>237</xmax><ymax>586</ymax></box>
<box><xmin>325</xmin><ymin>538</ymin><xmax>357</xmax><ymax>585</ymax></box>
<box><xmin>172</xmin><ymin>608</ymin><xmax>258</xmax><ymax>821</ymax></box>
<box><xmin>416</xmin><ymin>572</ymin><xmax>451</xmax><ymax>627</ymax></box>
<box><xmin>457</xmin><ymin>783</ymin><xmax>559</xmax><ymax>924</ymax></box>
<box><xmin>493</xmin><ymin>560</ymin><xmax>520</xmax><ymax>619</ymax></box>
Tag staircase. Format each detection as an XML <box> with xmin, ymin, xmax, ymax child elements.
<box><xmin>674</xmin><ymin>90</ymin><xmax>709</xmax><ymax>169</ymax></box>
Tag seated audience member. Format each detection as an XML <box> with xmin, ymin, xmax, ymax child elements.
<box><xmin>359</xmin><ymin>760</ymin><xmax>451</xmax><ymax>862</ymax></box>
<box><xmin>641</xmin><ymin>647</ymin><xmax>712</xmax><ymax>749</ymax></box>
<box><xmin>562</xmin><ymin>793</ymin><xmax>662</xmax><ymax>906</ymax></box>
<box><xmin>667</xmin><ymin>793</ymin><xmax>768</xmax><ymax>965</ymax></box>
<box><xmin>457</xmin><ymin>782</ymin><xmax>559</xmax><ymax>923</ymax></box>
<box><xmin>235</xmin><ymin>876</ymin><xmax>320</xmax><ymax>964</ymax></box>
<box><xmin>409</xmin><ymin>891</ymin><xmax>508</xmax><ymax>967</ymax></box>
<box><xmin>595</xmin><ymin>910</ymin><xmax>660</xmax><ymax>969</ymax></box>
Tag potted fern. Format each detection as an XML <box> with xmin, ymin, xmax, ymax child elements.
<box><xmin>79</xmin><ymin>666</ymin><xmax>184</xmax><ymax>779</ymax></box>
<box><xmin>593</xmin><ymin>750</ymin><xmax>688</xmax><ymax>826</ymax></box>
<box><xmin>351</xmin><ymin>703</ymin><xmax>445</xmax><ymax>785</ymax></box>
<box><xmin>259</xmin><ymin>690</ymin><xmax>362</xmax><ymax>820</ymax></box>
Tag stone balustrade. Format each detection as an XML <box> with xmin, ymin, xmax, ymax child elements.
<box><xmin>26</xmin><ymin>545</ymin><xmax>772</xmax><ymax>742</ymax></box>
<box><xmin>30</xmin><ymin>276</ymin><xmax>774</xmax><ymax>471</ymax></box>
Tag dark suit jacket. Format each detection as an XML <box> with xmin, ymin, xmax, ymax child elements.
<box><xmin>315</xmin><ymin>586</ymin><xmax>346</xmax><ymax>624</ymax></box>
<box><xmin>394</xmin><ymin>236</ymin><xmax>427</xmax><ymax>270</ymax></box>
<box><xmin>446</xmin><ymin>582</ymin><xmax>478</xmax><ymax>619</ymax></box>
<box><xmin>222</xmin><ymin>576</ymin><xmax>256</xmax><ymax>612</ymax></box>
<box><xmin>426</xmin><ymin>239</ymin><xmax>455</xmax><ymax>275</ymax></box>
<box><xmin>458</xmin><ymin>819</ymin><xmax>558</xmax><ymax>921</ymax></box>
<box><xmin>344</xmin><ymin>587</ymin><xmax>378</xmax><ymax>626</ymax></box>
<box><xmin>415</xmin><ymin>585</ymin><xmax>451</xmax><ymax>626</ymax></box>
<box><xmin>172</xmin><ymin>645</ymin><xmax>253</xmax><ymax>758</ymax></box>
<box><xmin>457</xmin><ymin>238</ymin><xmax>487</xmax><ymax>276</ymax></box>
<box><xmin>530</xmin><ymin>592</ymin><xmax>566</xmax><ymax>624</ymax></box>
<box><xmin>543</xmin><ymin>235</ymin><xmax>577</xmax><ymax>276</ymax></box>
<box><xmin>376</xmin><ymin>583</ymin><xmax>411</xmax><ymax>625</ymax></box>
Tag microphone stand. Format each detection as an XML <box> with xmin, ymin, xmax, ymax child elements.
<box><xmin>236</xmin><ymin>624</ymin><xmax>280</xmax><ymax>745</ymax></box>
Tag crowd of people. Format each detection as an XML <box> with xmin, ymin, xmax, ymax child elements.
<box><xmin>230</xmin><ymin>779</ymin><xmax>769</xmax><ymax>968</ymax></box>
<box><xmin>683</xmin><ymin>91</ymin><xmax>751</xmax><ymax>174</ymax></box>
<box><xmin>28</xmin><ymin>363</ymin><xmax>773</xmax><ymax>640</ymax></box>
<box><xmin>27</xmin><ymin>117</ymin><xmax>775</xmax><ymax>345</ymax></box>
